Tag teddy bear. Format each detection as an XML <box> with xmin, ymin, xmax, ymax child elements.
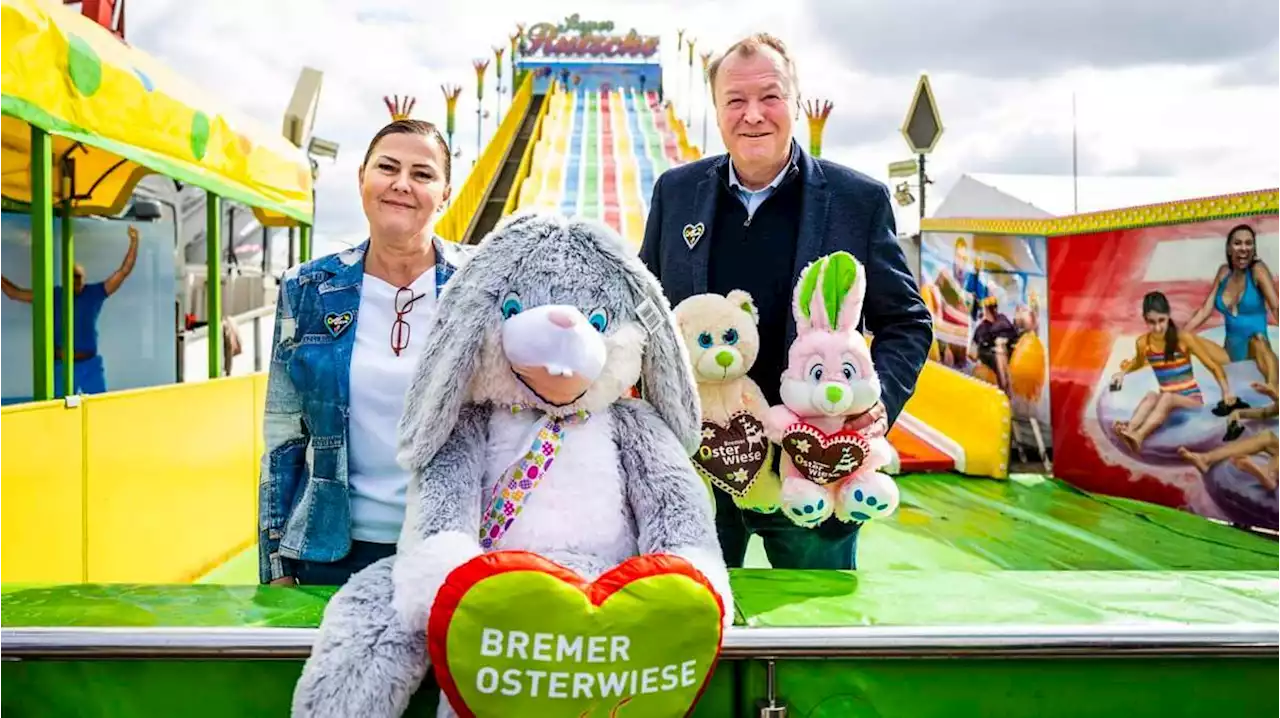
<box><xmin>673</xmin><ymin>290</ymin><xmax>782</xmax><ymax>514</ymax></box>
<box><xmin>764</xmin><ymin>250</ymin><xmax>901</xmax><ymax>529</ymax></box>
<box><xmin>290</xmin><ymin>213</ymin><xmax>732</xmax><ymax>718</ymax></box>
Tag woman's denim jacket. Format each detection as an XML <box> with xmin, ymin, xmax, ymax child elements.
<box><xmin>258</xmin><ymin>236</ymin><xmax>470</xmax><ymax>583</ymax></box>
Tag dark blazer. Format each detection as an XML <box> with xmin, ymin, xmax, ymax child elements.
<box><xmin>639</xmin><ymin>141</ymin><xmax>934</xmax><ymax>427</ymax></box>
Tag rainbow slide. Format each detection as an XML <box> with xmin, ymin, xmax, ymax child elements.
<box><xmin>514</xmin><ymin>88</ymin><xmax>685</xmax><ymax>250</ymax></box>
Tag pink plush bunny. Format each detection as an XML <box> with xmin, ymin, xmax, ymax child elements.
<box><xmin>764</xmin><ymin>251</ymin><xmax>900</xmax><ymax>528</ymax></box>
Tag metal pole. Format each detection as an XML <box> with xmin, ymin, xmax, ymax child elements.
<box><xmin>918</xmin><ymin>152</ymin><xmax>926</xmax><ymax>224</ymax></box>
<box><xmin>287</xmin><ymin>226</ymin><xmax>296</xmax><ymax>268</ymax></box>
<box><xmin>299</xmin><ymin>224</ymin><xmax>312</xmax><ymax>264</ymax></box>
<box><xmin>1071</xmin><ymin>92</ymin><xmax>1078</xmax><ymax>214</ymax></box>
<box><xmin>206</xmin><ymin>192</ymin><xmax>222</xmax><ymax>379</ymax></box>
<box><xmin>60</xmin><ymin>157</ymin><xmax>75</xmax><ymax>398</ymax></box>
<box><xmin>30</xmin><ymin>126</ymin><xmax>54</xmax><ymax>402</ymax></box>
<box><xmin>261</xmin><ymin>226</ymin><xmax>270</xmax><ymax>276</ymax></box>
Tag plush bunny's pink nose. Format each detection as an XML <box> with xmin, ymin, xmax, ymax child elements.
<box><xmin>547</xmin><ymin>309</ymin><xmax>578</xmax><ymax>329</ymax></box>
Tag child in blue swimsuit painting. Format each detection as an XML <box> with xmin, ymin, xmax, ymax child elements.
<box><xmin>1184</xmin><ymin>224</ymin><xmax>1278</xmax><ymax>390</ymax></box>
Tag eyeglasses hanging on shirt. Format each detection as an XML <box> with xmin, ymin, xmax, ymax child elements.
<box><xmin>391</xmin><ymin>286</ymin><xmax>427</xmax><ymax>357</ymax></box>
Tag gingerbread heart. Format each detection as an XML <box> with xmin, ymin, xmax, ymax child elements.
<box><xmin>693</xmin><ymin>412</ymin><xmax>769</xmax><ymax>498</ymax></box>
<box><xmin>780</xmin><ymin>422</ymin><xmax>870</xmax><ymax>486</ymax></box>
<box><xmin>429</xmin><ymin>552</ymin><xmax>724</xmax><ymax>718</ymax></box>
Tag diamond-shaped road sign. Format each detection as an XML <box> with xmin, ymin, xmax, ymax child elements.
<box><xmin>901</xmin><ymin>74</ymin><xmax>943</xmax><ymax>155</ymax></box>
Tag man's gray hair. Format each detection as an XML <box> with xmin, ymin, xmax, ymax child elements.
<box><xmin>706</xmin><ymin>32</ymin><xmax>800</xmax><ymax>100</ymax></box>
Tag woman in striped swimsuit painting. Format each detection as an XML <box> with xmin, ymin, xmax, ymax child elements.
<box><xmin>1110</xmin><ymin>292</ymin><xmax>1235</xmax><ymax>454</ymax></box>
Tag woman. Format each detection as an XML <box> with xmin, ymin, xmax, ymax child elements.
<box><xmin>258</xmin><ymin>119</ymin><xmax>469</xmax><ymax>586</ymax></box>
<box><xmin>1183</xmin><ymin>223</ymin><xmax>1278</xmax><ymax>388</ymax></box>
<box><xmin>1110</xmin><ymin>291</ymin><xmax>1235</xmax><ymax>453</ymax></box>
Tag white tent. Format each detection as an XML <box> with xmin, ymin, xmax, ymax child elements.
<box><xmin>932</xmin><ymin>172</ymin><xmax>1278</xmax><ymax>219</ymax></box>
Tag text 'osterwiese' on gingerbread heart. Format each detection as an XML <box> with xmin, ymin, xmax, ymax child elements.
<box><xmin>428</xmin><ymin>551</ymin><xmax>725</xmax><ymax>718</ymax></box>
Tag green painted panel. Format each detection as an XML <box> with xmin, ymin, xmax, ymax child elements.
<box><xmin>738</xmin><ymin>656</ymin><xmax>1278</xmax><ymax>718</ymax></box>
<box><xmin>5</xmin><ymin>655</ymin><xmax>1272</xmax><ymax>718</ymax></box>
<box><xmin>0</xmin><ymin>658</ymin><xmax>736</xmax><ymax>717</ymax></box>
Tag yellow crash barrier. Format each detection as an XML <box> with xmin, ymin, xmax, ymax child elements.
<box><xmin>1</xmin><ymin>374</ymin><xmax>266</xmax><ymax>585</ymax></box>
<box><xmin>1</xmin><ymin>399</ymin><xmax>85</xmax><ymax>584</ymax></box>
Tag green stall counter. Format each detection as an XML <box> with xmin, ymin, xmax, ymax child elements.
<box><xmin>3</xmin><ymin>569</ymin><xmax>1277</xmax><ymax>717</ymax></box>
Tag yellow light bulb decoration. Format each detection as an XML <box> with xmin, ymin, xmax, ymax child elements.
<box><xmin>803</xmin><ymin>99</ymin><xmax>834</xmax><ymax>157</ymax></box>
<box><xmin>382</xmin><ymin>94</ymin><xmax>416</xmax><ymax>121</ymax></box>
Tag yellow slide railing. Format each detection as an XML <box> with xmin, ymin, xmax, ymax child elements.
<box><xmin>436</xmin><ymin>73</ymin><xmax>534</xmax><ymax>243</ymax></box>
<box><xmin>1</xmin><ymin>375</ymin><xmax>265</xmax><ymax>584</ymax></box>
<box><xmin>502</xmin><ymin>83</ymin><xmax>556</xmax><ymax>218</ymax></box>
<box><xmin>665</xmin><ymin>103</ymin><xmax>702</xmax><ymax>162</ymax></box>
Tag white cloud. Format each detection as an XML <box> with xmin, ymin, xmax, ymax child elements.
<box><xmin>119</xmin><ymin>0</ymin><xmax>1279</xmax><ymax>251</ymax></box>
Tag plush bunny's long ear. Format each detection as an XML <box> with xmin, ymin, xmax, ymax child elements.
<box><xmin>827</xmin><ymin>251</ymin><xmax>866</xmax><ymax>331</ymax></box>
<box><xmin>396</xmin><ymin>249</ymin><xmax>502</xmax><ymax>473</ymax></box>
<box><xmin>628</xmin><ymin>259</ymin><xmax>702</xmax><ymax>455</ymax></box>
<box><xmin>792</xmin><ymin>252</ymin><xmax>865</xmax><ymax>334</ymax></box>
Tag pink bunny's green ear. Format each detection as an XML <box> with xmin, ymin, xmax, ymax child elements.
<box><xmin>823</xmin><ymin>251</ymin><xmax>865</xmax><ymax>331</ymax></box>
<box><xmin>793</xmin><ymin>252</ymin><xmax>865</xmax><ymax>333</ymax></box>
<box><xmin>793</xmin><ymin>256</ymin><xmax>827</xmax><ymax>331</ymax></box>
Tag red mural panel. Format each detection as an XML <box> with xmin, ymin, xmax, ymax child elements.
<box><xmin>1048</xmin><ymin>215</ymin><xmax>1278</xmax><ymax>529</ymax></box>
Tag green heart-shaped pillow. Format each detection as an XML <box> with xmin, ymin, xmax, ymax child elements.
<box><xmin>428</xmin><ymin>551</ymin><xmax>725</xmax><ymax>717</ymax></box>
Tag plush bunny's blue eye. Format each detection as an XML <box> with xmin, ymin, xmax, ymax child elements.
<box><xmin>722</xmin><ymin>328</ymin><xmax>739</xmax><ymax>345</ymax></box>
<box><xmin>588</xmin><ymin>308</ymin><xmax>609</xmax><ymax>333</ymax></box>
<box><xmin>809</xmin><ymin>364</ymin><xmax>824</xmax><ymax>382</ymax></box>
<box><xmin>698</xmin><ymin>332</ymin><xmax>714</xmax><ymax>348</ymax></box>
<box><xmin>843</xmin><ymin>362</ymin><xmax>857</xmax><ymax>380</ymax></box>
<box><xmin>501</xmin><ymin>292</ymin><xmax>523</xmax><ymax>319</ymax></box>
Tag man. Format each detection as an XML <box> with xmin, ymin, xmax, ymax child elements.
<box><xmin>969</xmin><ymin>296</ymin><xmax>1020</xmax><ymax>396</ymax></box>
<box><xmin>639</xmin><ymin>33</ymin><xmax>932</xmax><ymax>570</ymax></box>
<box><xmin>1</xmin><ymin>224</ymin><xmax>139</xmax><ymax>396</ymax></box>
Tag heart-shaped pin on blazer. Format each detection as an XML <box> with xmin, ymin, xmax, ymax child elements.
<box><xmin>682</xmin><ymin>222</ymin><xmax>705</xmax><ymax>249</ymax></box>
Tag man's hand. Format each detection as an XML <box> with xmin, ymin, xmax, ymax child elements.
<box><xmin>862</xmin><ymin>402</ymin><xmax>888</xmax><ymax>439</ymax></box>
<box><xmin>127</xmin><ymin>225</ymin><xmax>139</xmax><ymax>244</ymax></box>
<box><xmin>269</xmin><ymin>576</ymin><xmax>297</xmax><ymax>587</ymax></box>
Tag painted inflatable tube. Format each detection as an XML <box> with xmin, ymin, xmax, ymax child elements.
<box><xmin>1203</xmin><ymin>450</ymin><xmax>1279</xmax><ymax>530</ymax></box>
<box><xmin>1094</xmin><ymin>361</ymin><xmax>1273</xmax><ymax>465</ymax></box>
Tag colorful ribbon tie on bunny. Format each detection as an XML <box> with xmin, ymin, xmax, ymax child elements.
<box><xmin>479</xmin><ymin>406</ymin><xmax>591</xmax><ymax>549</ymax></box>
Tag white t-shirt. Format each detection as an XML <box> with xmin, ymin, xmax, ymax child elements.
<box><xmin>348</xmin><ymin>269</ymin><xmax>437</xmax><ymax>543</ymax></box>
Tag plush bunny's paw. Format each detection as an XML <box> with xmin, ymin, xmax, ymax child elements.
<box><xmin>671</xmin><ymin>544</ymin><xmax>735</xmax><ymax>629</ymax></box>
<box><xmin>392</xmin><ymin>531</ymin><xmax>482</xmax><ymax>632</ymax></box>
<box><xmin>293</xmin><ymin>558</ymin><xmax>429</xmax><ymax>718</ymax></box>
<box><xmin>835</xmin><ymin>471</ymin><xmax>899</xmax><ymax>523</ymax></box>
<box><xmin>780</xmin><ymin>475</ymin><xmax>833</xmax><ymax>528</ymax></box>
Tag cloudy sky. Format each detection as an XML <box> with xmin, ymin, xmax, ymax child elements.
<box><xmin>123</xmin><ymin>0</ymin><xmax>1279</xmax><ymax>251</ymax></box>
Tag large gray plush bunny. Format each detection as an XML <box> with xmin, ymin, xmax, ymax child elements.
<box><xmin>291</xmin><ymin>213</ymin><xmax>733</xmax><ymax>718</ymax></box>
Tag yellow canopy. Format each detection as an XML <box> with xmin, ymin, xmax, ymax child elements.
<box><xmin>1</xmin><ymin>0</ymin><xmax>312</xmax><ymax>226</ymax></box>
